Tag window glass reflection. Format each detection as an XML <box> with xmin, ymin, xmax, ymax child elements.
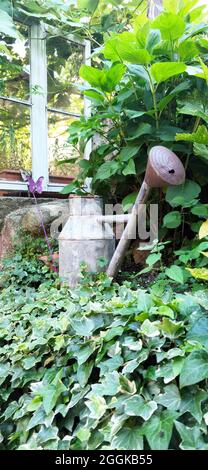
<box><xmin>48</xmin><ymin>112</ymin><xmax>79</xmax><ymax>181</ymax></box>
<box><xmin>47</xmin><ymin>37</ymin><xmax>84</xmax><ymax>114</ymax></box>
<box><xmin>0</xmin><ymin>98</ymin><xmax>31</xmax><ymax>181</ymax></box>
<box><xmin>0</xmin><ymin>24</ymin><xmax>30</xmax><ymax>101</ymax></box>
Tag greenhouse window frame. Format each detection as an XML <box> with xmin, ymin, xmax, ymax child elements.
<box><xmin>0</xmin><ymin>23</ymin><xmax>91</xmax><ymax>193</ymax></box>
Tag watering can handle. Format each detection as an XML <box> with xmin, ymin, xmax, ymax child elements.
<box><xmin>106</xmin><ymin>181</ymin><xmax>150</xmax><ymax>279</ymax></box>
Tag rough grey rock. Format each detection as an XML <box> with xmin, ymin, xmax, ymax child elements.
<box><xmin>0</xmin><ymin>200</ymin><xmax>69</xmax><ymax>258</ymax></box>
<box><xmin>0</xmin><ymin>197</ymin><xmax>55</xmax><ymax>232</ymax></box>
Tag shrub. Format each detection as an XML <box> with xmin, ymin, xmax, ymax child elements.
<box><xmin>1</xmin><ymin>257</ymin><xmax>208</xmax><ymax>450</ymax></box>
<box><xmin>62</xmin><ymin>0</ymin><xmax>208</xmax><ymax>257</ymax></box>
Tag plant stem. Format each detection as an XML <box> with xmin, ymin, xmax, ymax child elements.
<box><xmin>32</xmin><ymin>192</ymin><xmax>58</xmax><ymax>273</ymax></box>
<box><xmin>184</xmin><ymin>116</ymin><xmax>201</xmax><ymax>171</ymax></box>
<box><xmin>147</xmin><ymin>69</ymin><xmax>159</xmax><ymax>130</ymax></box>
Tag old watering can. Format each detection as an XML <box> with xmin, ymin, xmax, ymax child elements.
<box><xmin>106</xmin><ymin>145</ymin><xmax>186</xmax><ymax>278</ymax></box>
<box><xmin>59</xmin><ymin>146</ymin><xmax>185</xmax><ymax>286</ymax></box>
<box><xmin>59</xmin><ymin>195</ymin><xmax>115</xmax><ymax>286</ymax></box>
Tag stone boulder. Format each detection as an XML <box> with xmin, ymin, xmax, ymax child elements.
<box><xmin>0</xmin><ymin>200</ymin><xmax>69</xmax><ymax>259</ymax></box>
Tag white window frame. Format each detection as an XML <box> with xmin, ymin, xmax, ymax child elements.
<box><xmin>0</xmin><ymin>23</ymin><xmax>91</xmax><ymax>193</ymax></box>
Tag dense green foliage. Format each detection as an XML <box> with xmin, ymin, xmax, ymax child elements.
<box><xmin>1</xmin><ymin>245</ymin><xmax>208</xmax><ymax>450</ymax></box>
<box><xmin>61</xmin><ymin>1</ymin><xmax>208</xmax><ymax>264</ymax></box>
<box><xmin>1</xmin><ymin>0</ymin><xmax>208</xmax><ymax>452</ymax></box>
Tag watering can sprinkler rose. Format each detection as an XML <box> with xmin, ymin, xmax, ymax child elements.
<box><xmin>106</xmin><ymin>145</ymin><xmax>186</xmax><ymax>279</ymax></box>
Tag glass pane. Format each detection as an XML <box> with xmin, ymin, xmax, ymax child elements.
<box><xmin>0</xmin><ymin>98</ymin><xmax>31</xmax><ymax>181</ymax></box>
<box><xmin>47</xmin><ymin>37</ymin><xmax>84</xmax><ymax>114</ymax></box>
<box><xmin>0</xmin><ymin>23</ymin><xmax>30</xmax><ymax>101</ymax></box>
<box><xmin>48</xmin><ymin>112</ymin><xmax>79</xmax><ymax>182</ymax></box>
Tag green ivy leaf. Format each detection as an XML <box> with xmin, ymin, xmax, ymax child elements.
<box><xmin>158</xmin><ymin>318</ymin><xmax>184</xmax><ymax>339</ymax></box>
<box><xmin>125</xmin><ymin>395</ymin><xmax>157</xmax><ymax>421</ymax></box>
<box><xmin>140</xmin><ymin>319</ymin><xmax>160</xmax><ymax>338</ymax></box>
<box><xmin>175</xmin><ymin>421</ymin><xmax>208</xmax><ymax>450</ymax></box>
<box><xmin>156</xmin><ymin>384</ymin><xmax>181</xmax><ymax>410</ymax></box>
<box><xmin>86</xmin><ymin>395</ymin><xmax>106</xmax><ymax>420</ymax></box>
<box><xmin>77</xmin><ymin>361</ymin><xmax>94</xmax><ymax>388</ymax></box>
<box><xmin>180</xmin><ymin>350</ymin><xmax>208</xmax><ymax>388</ymax></box>
<box><xmin>141</xmin><ymin>410</ymin><xmax>178</xmax><ymax>450</ymax></box>
<box><xmin>112</xmin><ymin>426</ymin><xmax>143</xmax><ymax>450</ymax></box>
<box><xmin>180</xmin><ymin>388</ymin><xmax>207</xmax><ymax>423</ymax></box>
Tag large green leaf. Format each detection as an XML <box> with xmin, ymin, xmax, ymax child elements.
<box><xmin>152</xmin><ymin>12</ymin><xmax>186</xmax><ymax>41</ymax></box>
<box><xmin>42</xmin><ymin>371</ymin><xmax>67</xmax><ymax>415</ymax></box>
<box><xmin>80</xmin><ymin>64</ymin><xmax>125</xmax><ymax>93</ymax></box>
<box><xmin>141</xmin><ymin>410</ymin><xmax>178</xmax><ymax>450</ymax></box>
<box><xmin>158</xmin><ymin>81</ymin><xmax>191</xmax><ymax>112</ymax></box>
<box><xmin>166</xmin><ymin>179</ymin><xmax>201</xmax><ymax>207</ymax></box>
<box><xmin>150</xmin><ymin>62</ymin><xmax>186</xmax><ymax>83</ymax></box>
<box><xmin>158</xmin><ymin>318</ymin><xmax>184</xmax><ymax>339</ymax></box>
<box><xmin>37</xmin><ymin>425</ymin><xmax>58</xmax><ymax>445</ymax></box>
<box><xmin>194</xmin><ymin>143</ymin><xmax>208</xmax><ymax>161</ymax></box>
<box><xmin>0</xmin><ymin>10</ymin><xmax>22</xmax><ymax>39</ymax></box>
<box><xmin>177</xmin><ymin>92</ymin><xmax>208</xmax><ymax>124</ymax></box>
<box><xmin>77</xmin><ymin>361</ymin><xmax>94</xmax><ymax>388</ymax></box>
<box><xmin>187</xmin><ymin>317</ymin><xmax>208</xmax><ymax>349</ymax></box>
<box><xmin>102</xmin><ymin>33</ymin><xmax>152</xmax><ymax>64</ymax></box>
<box><xmin>140</xmin><ymin>319</ymin><xmax>160</xmax><ymax>338</ymax></box>
<box><xmin>137</xmin><ymin>291</ymin><xmax>154</xmax><ymax>313</ymax></box>
<box><xmin>176</xmin><ymin>125</ymin><xmax>208</xmax><ymax>144</ymax></box>
<box><xmin>180</xmin><ymin>350</ymin><xmax>208</xmax><ymax>388</ymax></box>
<box><xmin>102</xmin><ymin>33</ymin><xmax>135</xmax><ymax>62</ymax></box>
<box><xmin>180</xmin><ymin>388</ymin><xmax>207</xmax><ymax>423</ymax></box>
<box><xmin>78</xmin><ymin>0</ymin><xmax>99</xmax><ymax>12</ymax></box>
<box><xmin>125</xmin><ymin>395</ymin><xmax>157</xmax><ymax>421</ymax></box>
<box><xmin>112</xmin><ymin>426</ymin><xmax>143</xmax><ymax>450</ymax></box>
<box><xmin>122</xmin><ymin>192</ymin><xmax>137</xmax><ymax>212</ymax></box>
<box><xmin>165</xmin><ymin>266</ymin><xmax>185</xmax><ymax>285</ymax></box>
<box><xmin>26</xmin><ymin>406</ymin><xmax>54</xmax><ymax>431</ymax></box>
<box><xmin>178</xmin><ymin>38</ymin><xmax>199</xmax><ymax>60</ymax></box>
<box><xmin>118</xmin><ymin>145</ymin><xmax>138</xmax><ymax>162</ymax></box>
<box><xmin>79</xmin><ymin>65</ymin><xmax>100</xmax><ymax>90</ymax></box>
<box><xmin>94</xmin><ymin>160</ymin><xmax>120</xmax><ymax>181</ymax></box>
<box><xmin>104</xmin><ymin>64</ymin><xmax>126</xmax><ymax>91</ymax></box>
<box><xmin>163</xmin><ymin>211</ymin><xmax>182</xmax><ymax>229</ymax></box>
<box><xmin>86</xmin><ymin>395</ymin><xmax>106</xmax><ymax>420</ymax></box>
<box><xmin>156</xmin><ymin>384</ymin><xmax>181</xmax><ymax>410</ymax></box>
<box><xmin>122</xmin><ymin>159</ymin><xmax>136</xmax><ymax>176</ymax></box>
<box><xmin>127</xmin><ymin>122</ymin><xmax>152</xmax><ymax>140</ymax></box>
<box><xmin>175</xmin><ymin>421</ymin><xmax>208</xmax><ymax>450</ymax></box>
<box><xmin>116</xmin><ymin>44</ymin><xmax>152</xmax><ymax>65</ymax></box>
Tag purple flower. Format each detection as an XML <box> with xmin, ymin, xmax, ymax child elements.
<box><xmin>25</xmin><ymin>175</ymin><xmax>58</xmax><ymax>273</ymax></box>
<box><xmin>26</xmin><ymin>176</ymin><xmax>44</xmax><ymax>194</ymax></box>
